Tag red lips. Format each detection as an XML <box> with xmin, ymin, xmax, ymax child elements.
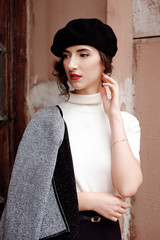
<box><xmin>70</xmin><ymin>73</ymin><xmax>82</xmax><ymax>80</ymax></box>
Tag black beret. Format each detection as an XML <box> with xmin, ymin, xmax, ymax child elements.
<box><xmin>51</xmin><ymin>18</ymin><xmax>118</xmax><ymax>58</ymax></box>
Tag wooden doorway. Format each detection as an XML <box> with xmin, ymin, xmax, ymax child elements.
<box><xmin>0</xmin><ymin>0</ymin><xmax>27</xmax><ymax>216</ymax></box>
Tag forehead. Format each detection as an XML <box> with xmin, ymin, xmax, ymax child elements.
<box><xmin>63</xmin><ymin>45</ymin><xmax>98</xmax><ymax>53</ymax></box>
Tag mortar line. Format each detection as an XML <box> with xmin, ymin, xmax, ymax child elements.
<box><xmin>133</xmin><ymin>35</ymin><xmax>160</xmax><ymax>40</ymax></box>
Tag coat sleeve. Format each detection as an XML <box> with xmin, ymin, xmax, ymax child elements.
<box><xmin>0</xmin><ymin>107</ymin><xmax>67</xmax><ymax>240</ymax></box>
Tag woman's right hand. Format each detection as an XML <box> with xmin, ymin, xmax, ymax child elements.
<box><xmin>78</xmin><ymin>192</ymin><xmax>131</xmax><ymax>222</ymax></box>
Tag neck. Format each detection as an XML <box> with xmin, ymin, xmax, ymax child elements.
<box><xmin>67</xmin><ymin>92</ymin><xmax>102</xmax><ymax>105</ymax></box>
<box><xmin>73</xmin><ymin>85</ymin><xmax>102</xmax><ymax>95</ymax></box>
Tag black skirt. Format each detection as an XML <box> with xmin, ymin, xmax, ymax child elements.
<box><xmin>79</xmin><ymin>211</ymin><xmax>121</xmax><ymax>240</ymax></box>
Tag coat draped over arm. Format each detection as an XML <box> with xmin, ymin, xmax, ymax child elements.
<box><xmin>0</xmin><ymin>106</ymin><xmax>79</xmax><ymax>240</ymax></box>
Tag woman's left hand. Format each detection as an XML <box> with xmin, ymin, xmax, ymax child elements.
<box><xmin>101</xmin><ymin>73</ymin><xmax>121</xmax><ymax>118</ymax></box>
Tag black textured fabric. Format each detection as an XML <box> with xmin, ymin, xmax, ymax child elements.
<box><xmin>51</xmin><ymin>18</ymin><xmax>117</xmax><ymax>58</ymax></box>
<box><xmin>52</xmin><ymin>118</ymin><xmax>79</xmax><ymax>239</ymax></box>
<box><xmin>79</xmin><ymin>211</ymin><xmax>121</xmax><ymax>240</ymax></box>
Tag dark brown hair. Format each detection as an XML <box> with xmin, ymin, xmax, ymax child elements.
<box><xmin>53</xmin><ymin>50</ymin><xmax>113</xmax><ymax>97</ymax></box>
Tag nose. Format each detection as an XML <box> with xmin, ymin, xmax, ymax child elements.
<box><xmin>68</xmin><ymin>56</ymin><xmax>78</xmax><ymax>71</ymax></box>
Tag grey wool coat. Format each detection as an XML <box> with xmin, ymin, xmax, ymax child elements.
<box><xmin>0</xmin><ymin>106</ymin><xmax>79</xmax><ymax>240</ymax></box>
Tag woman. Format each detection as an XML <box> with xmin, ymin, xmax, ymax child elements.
<box><xmin>52</xmin><ymin>18</ymin><xmax>143</xmax><ymax>239</ymax></box>
<box><xmin>0</xmin><ymin>18</ymin><xmax>142</xmax><ymax>240</ymax></box>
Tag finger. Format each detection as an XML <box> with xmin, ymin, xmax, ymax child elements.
<box><xmin>102</xmin><ymin>73</ymin><xmax>117</xmax><ymax>84</ymax></box>
<box><xmin>102</xmin><ymin>82</ymin><xmax>117</xmax><ymax>91</ymax></box>
<box><xmin>102</xmin><ymin>73</ymin><xmax>119</xmax><ymax>91</ymax></box>
<box><xmin>102</xmin><ymin>83</ymin><xmax>119</xmax><ymax>98</ymax></box>
<box><xmin>110</xmin><ymin>216</ymin><xmax>118</xmax><ymax>222</ymax></box>
<box><xmin>114</xmin><ymin>212</ymin><xmax>122</xmax><ymax>218</ymax></box>
<box><xmin>102</xmin><ymin>81</ymin><xmax>119</xmax><ymax>93</ymax></box>
<box><xmin>121</xmin><ymin>201</ymin><xmax>131</xmax><ymax>209</ymax></box>
<box><xmin>121</xmin><ymin>198</ymin><xmax>126</xmax><ymax>202</ymax></box>
<box><xmin>118</xmin><ymin>207</ymin><xmax>126</xmax><ymax>214</ymax></box>
<box><xmin>101</xmin><ymin>85</ymin><xmax>109</xmax><ymax>101</ymax></box>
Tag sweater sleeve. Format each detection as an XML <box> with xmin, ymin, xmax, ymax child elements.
<box><xmin>0</xmin><ymin>107</ymin><xmax>67</xmax><ymax>240</ymax></box>
<box><xmin>121</xmin><ymin>111</ymin><xmax>141</xmax><ymax>161</ymax></box>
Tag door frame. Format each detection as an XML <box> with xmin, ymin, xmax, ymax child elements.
<box><xmin>0</xmin><ymin>0</ymin><xmax>27</xmax><ymax>215</ymax></box>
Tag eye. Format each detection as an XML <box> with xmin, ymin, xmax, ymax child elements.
<box><xmin>80</xmin><ymin>53</ymin><xmax>89</xmax><ymax>57</ymax></box>
<box><xmin>62</xmin><ymin>53</ymin><xmax>70</xmax><ymax>59</ymax></box>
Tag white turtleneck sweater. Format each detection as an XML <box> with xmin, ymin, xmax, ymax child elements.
<box><xmin>59</xmin><ymin>92</ymin><xmax>140</xmax><ymax>193</ymax></box>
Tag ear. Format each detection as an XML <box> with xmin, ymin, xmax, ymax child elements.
<box><xmin>101</xmin><ymin>63</ymin><xmax>106</xmax><ymax>73</ymax></box>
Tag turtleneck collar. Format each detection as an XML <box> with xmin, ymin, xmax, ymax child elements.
<box><xmin>67</xmin><ymin>92</ymin><xmax>102</xmax><ymax>105</ymax></box>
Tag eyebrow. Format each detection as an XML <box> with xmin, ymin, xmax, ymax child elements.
<box><xmin>63</xmin><ymin>48</ymin><xmax>91</xmax><ymax>53</ymax></box>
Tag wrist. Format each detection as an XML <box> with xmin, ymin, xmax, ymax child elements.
<box><xmin>108</xmin><ymin>112</ymin><xmax>127</xmax><ymax>142</ymax></box>
<box><xmin>111</xmin><ymin>138</ymin><xmax>128</xmax><ymax>148</ymax></box>
<box><xmin>108</xmin><ymin>111</ymin><xmax>123</xmax><ymax>124</ymax></box>
<box><xmin>89</xmin><ymin>192</ymin><xmax>97</xmax><ymax>212</ymax></box>
<box><xmin>78</xmin><ymin>192</ymin><xmax>96</xmax><ymax>211</ymax></box>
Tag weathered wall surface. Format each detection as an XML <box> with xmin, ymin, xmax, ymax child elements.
<box><xmin>132</xmin><ymin>0</ymin><xmax>160</xmax><ymax>239</ymax></box>
<box><xmin>107</xmin><ymin>1</ymin><xmax>134</xmax><ymax>239</ymax></box>
<box><xmin>107</xmin><ymin>0</ymin><xmax>135</xmax><ymax>115</ymax></box>
<box><xmin>132</xmin><ymin>38</ymin><xmax>160</xmax><ymax>240</ymax></box>
<box><xmin>133</xmin><ymin>0</ymin><xmax>160</xmax><ymax>38</ymax></box>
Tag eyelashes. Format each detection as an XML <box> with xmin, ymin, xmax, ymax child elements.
<box><xmin>80</xmin><ymin>53</ymin><xmax>89</xmax><ymax>57</ymax></box>
<box><xmin>62</xmin><ymin>54</ymin><xmax>70</xmax><ymax>59</ymax></box>
<box><xmin>62</xmin><ymin>53</ymin><xmax>89</xmax><ymax>59</ymax></box>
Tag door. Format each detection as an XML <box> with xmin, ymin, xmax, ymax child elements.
<box><xmin>0</xmin><ymin>0</ymin><xmax>27</xmax><ymax>216</ymax></box>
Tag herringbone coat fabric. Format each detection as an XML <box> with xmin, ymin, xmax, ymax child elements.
<box><xmin>0</xmin><ymin>106</ymin><xmax>79</xmax><ymax>240</ymax></box>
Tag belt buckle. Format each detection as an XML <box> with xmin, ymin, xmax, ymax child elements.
<box><xmin>91</xmin><ymin>216</ymin><xmax>101</xmax><ymax>222</ymax></box>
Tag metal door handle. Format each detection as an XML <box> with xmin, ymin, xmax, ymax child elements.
<box><xmin>0</xmin><ymin>44</ymin><xmax>7</xmax><ymax>128</ymax></box>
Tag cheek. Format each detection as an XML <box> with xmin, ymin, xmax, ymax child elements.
<box><xmin>63</xmin><ymin>62</ymin><xmax>69</xmax><ymax>76</ymax></box>
<box><xmin>90</xmin><ymin>61</ymin><xmax>103</xmax><ymax>77</ymax></box>
<box><xmin>85</xmin><ymin>59</ymin><xmax>101</xmax><ymax>72</ymax></box>
<box><xmin>63</xmin><ymin>62</ymin><xmax>67</xmax><ymax>71</ymax></box>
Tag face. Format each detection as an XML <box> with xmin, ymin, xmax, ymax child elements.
<box><xmin>62</xmin><ymin>45</ymin><xmax>105</xmax><ymax>95</ymax></box>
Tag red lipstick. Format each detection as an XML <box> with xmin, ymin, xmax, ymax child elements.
<box><xmin>70</xmin><ymin>74</ymin><xmax>82</xmax><ymax>80</ymax></box>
